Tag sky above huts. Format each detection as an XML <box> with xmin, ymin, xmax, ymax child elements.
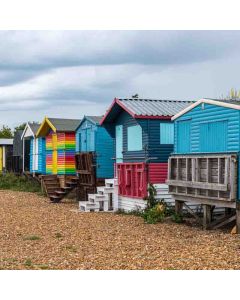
<box><xmin>0</xmin><ymin>30</ymin><xmax>240</xmax><ymax>127</ymax></box>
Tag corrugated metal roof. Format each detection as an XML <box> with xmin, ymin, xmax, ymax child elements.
<box><xmin>118</xmin><ymin>98</ymin><xmax>195</xmax><ymax>117</ymax></box>
<box><xmin>0</xmin><ymin>138</ymin><xmax>13</xmax><ymax>145</ymax></box>
<box><xmin>48</xmin><ymin>118</ymin><xmax>81</xmax><ymax>132</ymax></box>
<box><xmin>28</xmin><ymin>122</ymin><xmax>40</xmax><ymax>135</ymax></box>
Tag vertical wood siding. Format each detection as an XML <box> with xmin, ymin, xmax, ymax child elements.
<box><xmin>30</xmin><ymin>138</ymin><xmax>33</xmax><ymax>172</ymax></box>
<box><xmin>76</xmin><ymin>119</ymin><xmax>96</xmax><ymax>152</ymax></box>
<box><xmin>37</xmin><ymin>137</ymin><xmax>46</xmax><ymax>174</ymax></box>
<box><xmin>176</xmin><ymin>119</ymin><xmax>191</xmax><ymax>153</ymax></box>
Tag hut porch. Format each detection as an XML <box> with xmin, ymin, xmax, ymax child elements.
<box><xmin>166</xmin><ymin>153</ymin><xmax>240</xmax><ymax>231</ymax></box>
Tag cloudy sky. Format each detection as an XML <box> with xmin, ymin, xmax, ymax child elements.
<box><xmin>0</xmin><ymin>30</ymin><xmax>240</xmax><ymax>128</ymax></box>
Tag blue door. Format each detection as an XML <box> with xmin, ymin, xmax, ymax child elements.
<box><xmin>86</xmin><ymin>128</ymin><xmax>95</xmax><ymax>151</ymax></box>
<box><xmin>200</xmin><ymin>121</ymin><xmax>227</xmax><ymax>152</ymax></box>
<box><xmin>116</xmin><ymin>125</ymin><xmax>123</xmax><ymax>163</ymax></box>
<box><xmin>177</xmin><ymin>120</ymin><xmax>191</xmax><ymax>153</ymax></box>
<box><xmin>81</xmin><ymin>130</ymin><xmax>87</xmax><ymax>152</ymax></box>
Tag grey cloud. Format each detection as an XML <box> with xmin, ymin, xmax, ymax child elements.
<box><xmin>0</xmin><ymin>31</ymin><xmax>240</xmax><ymax>72</ymax></box>
<box><xmin>1</xmin><ymin>31</ymin><xmax>240</xmax><ymax>127</ymax></box>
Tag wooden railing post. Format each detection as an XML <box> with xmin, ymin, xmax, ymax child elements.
<box><xmin>236</xmin><ymin>202</ymin><xmax>240</xmax><ymax>234</ymax></box>
<box><xmin>203</xmin><ymin>204</ymin><xmax>212</xmax><ymax>230</ymax></box>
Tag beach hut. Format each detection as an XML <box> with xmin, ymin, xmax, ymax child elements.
<box><xmin>36</xmin><ymin>117</ymin><xmax>81</xmax><ymax>201</ymax></box>
<box><xmin>21</xmin><ymin>122</ymin><xmax>46</xmax><ymax>175</ymax></box>
<box><xmin>36</xmin><ymin>117</ymin><xmax>81</xmax><ymax>176</ymax></box>
<box><xmin>167</xmin><ymin>98</ymin><xmax>240</xmax><ymax>231</ymax></box>
<box><xmin>100</xmin><ymin>97</ymin><xmax>193</xmax><ymax>211</ymax></box>
<box><xmin>75</xmin><ymin>116</ymin><xmax>114</xmax><ymax>200</ymax></box>
<box><xmin>0</xmin><ymin>138</ymin><xmax>13</xmax><ymax>172</ymax></box>
<box><xmin>12</xmin><ymin>130</ymin><xmax>23</xmax><ymax>174</ymax></box>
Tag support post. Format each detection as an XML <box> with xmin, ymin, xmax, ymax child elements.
<box><xmin>22</xmin><ymin>138</ymin><xmax>25</xmax><ymax>172</ymax></box>
<box><xmin>175</xmin><ymin>200</ymin><xmax>183</xmax><ymax>215</ymax></box>
<box><xmin>203</xmin><ymin>204</ymin><xmax>212</xmax><ymax>230</ymax></box>
<box><xmin>236</xmin><ymin>202</ymin><xmax>240</xmax><ymax>234</ymax></box>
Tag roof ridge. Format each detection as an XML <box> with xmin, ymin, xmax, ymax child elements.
<box><xmin>48</xmin><ymin>117</ymin><xmax>81</xmax><ymax>120</ymax></box>
<box><xmin>118</xmin><ymin>98</ymin><xmax>194</xmax><ymax>102</ymax></box>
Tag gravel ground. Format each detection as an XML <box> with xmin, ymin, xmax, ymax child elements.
<box><xmin>0</xmin><ymin>190</ymin><xmax>240</xmax><ymax>270</ymax></box>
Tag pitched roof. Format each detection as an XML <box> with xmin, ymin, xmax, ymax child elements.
<box><xmin>47</xmin><ymin>118</ymin><xmax>81</xmax><ymax>132</ymax></box>
<box><xmin>85</xmin><ymin>116</ymin><xmax>103</xmax><ymax>124</ymax></box>
<box><xmin>172</xmin><ymin>98</ymin><xmax>240</xmax><ymax>121</ymax></box>
<box><xmin>100</xmin><ymin>98</ymin><xmax>195</xmax><ymax>124</ymax></box>
<box><xmin>28</xmin><ymin>122</ymin><xmax>40</xmax><ymax>135</ymax></box>
<box><xmin>76</xmin><ymin>115</ymin><xmax>103</xmax><ymax>131</ymax></box>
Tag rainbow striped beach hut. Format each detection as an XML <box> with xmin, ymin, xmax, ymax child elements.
<box><xmin>36</xmin><ymin>117</ymin><xmax>81</xmax><ymax>175</ymax></box>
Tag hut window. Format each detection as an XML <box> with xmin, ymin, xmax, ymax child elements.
<box><xmin>160</xmin><ymin>123</ymin><xmax>174</xmax><ymax>144</ymax></box>
<box><xmin>127</xmin><ymin>125</ymin><xmax>143</xmax><ymax>151</ymax></box>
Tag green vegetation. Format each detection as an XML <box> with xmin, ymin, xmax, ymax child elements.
<box><xmin>117</xmin><ymin>184</ymin><xmax>184</xmax><ymax>224</ymax></box>
<box><xmin>0</xmin><ymin>125</ymin><xmax>13</xmax><ymax>138</ymax></box>
<box><xmin>23</xmin><ymin>235</ymin><xmax>41</xmax><ymax>241</ymax></box>
<box><xmin>171</xmin><ymin>212</ymin><xmax>184</xmax><ymax>223</ymax></box>
<box><xmin>0</xmin><ymin>173</ymin><xmax>42</xmax><ymax>193</ymax></box>
<box><xmin>24</xmin><ymin>259</ymin><xmax>33</xmax><ymax>267</ymax></box>
<box><xmin>14</xmin><ymin>122</ymin><xmax>27</xmax><ymax>133</ymax></box>
<box><xmin>38</xmin><ymin>264</ymin><xmax>49</xmax><ymax>270</ymax></box>
<box><xmin>65</xmin><ymin>245</ymin><xmax>77</xmax><ymax>253</ymax></box>
<box><xmin>55</xmin><ymin>232</ymin><xmax>63</xmax><ymax>239</ymax></box>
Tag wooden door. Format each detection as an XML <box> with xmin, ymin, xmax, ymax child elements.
<box><xmin>116</xmin><ymin>125</ymin><xmax>123</xmax><ymax>163</ymax></box>
<box><xmin>177</xmin><ymin>120</ymin><xmax>191</xmax><ymax>153</ymax></box>
<box><xmin>200</xmin><ymin>120</ymin><xmax>228</xmax><ymax>152</ymax></box>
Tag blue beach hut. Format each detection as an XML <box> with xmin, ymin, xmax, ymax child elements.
<box><xmin>75</xmin><ymin>116</ymin><xmax>114</xmax><ymax>179</ymax></box>
<box><xmin>168</xmin><ymin>98</ymin><xmax>240</xmax><ymax>231</ymax></box>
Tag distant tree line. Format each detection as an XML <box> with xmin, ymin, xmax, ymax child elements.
<box><xmin>0</xmin><ymin>123</ymin><xmax>26</xmax><ymax>139</ymax></box>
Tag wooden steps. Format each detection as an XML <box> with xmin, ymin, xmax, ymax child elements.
<box><xmin>41</xmin><ymin>175</ymin><xmax>78</xmax><ymax>203</ymax></box>
<box><xmin>23</xmin><ymin>171</ymin><xmax>41</xmax><ymax>184</ymax></box>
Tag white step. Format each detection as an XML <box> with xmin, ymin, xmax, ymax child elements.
<box><xmin>97</xmin><ymin>186</ymin><xmax>114</xmax><ymax>194</ymax></box>
<box><xmin>105</xmin><ymin>178</ymin><xmax>115</xmax><ymax>187</ymax></box>
<box><xmin>88</xmin><ymin>194</ymin><xmax>108</xmax><ymax>202</ymax></box>
<box><xmin>79</xmin><ymin>201</ymin><xmax>100</xmax><ymax>212</ymax></box>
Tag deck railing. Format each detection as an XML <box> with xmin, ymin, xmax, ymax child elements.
<box><xmin>166</xmin><ymin>153</ymin><xmax>238</xmax><ymax>202</ymax></box>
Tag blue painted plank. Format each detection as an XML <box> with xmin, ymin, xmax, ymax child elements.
<box><xmin>115</xmin><ymin>125</ymin><xmax>123</xmax><ymax>163</ymax></box>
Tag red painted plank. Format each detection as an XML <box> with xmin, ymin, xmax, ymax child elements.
<box><xmin>148</xmin><ymin>163</ymin><xmax>168</xmax><ymax>184</ymax></box>
<box><xmin>116</xmin><ymin>162</ymin><xmax>168</xmax><ymax>198</ymax></box>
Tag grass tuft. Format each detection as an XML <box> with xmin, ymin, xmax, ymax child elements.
<box><xmin>23</xmin><ymin>235</ymin><xmax>41</xmax><ymax>241</ymax></box>
<box><xmin>0</xmin><ymin>173</ymin><xmax>42</xmax><ymax>193</ymax></box>
<box><xmin>38</xmin><ymin>264</ymin><xmax>49</xmax><ymax>270</ymax></box>
<box><xmin>55</xmin><ymin>232</ymin><xmax>63</xmax><ymax>239</ymax></box>
<box><xmin>65</xmin><ymin>245</ymin><xmax>77</xmax><ymax>253</ymax></box>
<box><xmin>24</xmin><ymin>259</ymin><xmax>32</xmax><ymax>267</ymax></box>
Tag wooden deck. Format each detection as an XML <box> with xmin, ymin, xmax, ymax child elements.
<box><xmin>166</xmin><ymin>153</ymin><xmax>240</xmax><ymax>231</ymax></box>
